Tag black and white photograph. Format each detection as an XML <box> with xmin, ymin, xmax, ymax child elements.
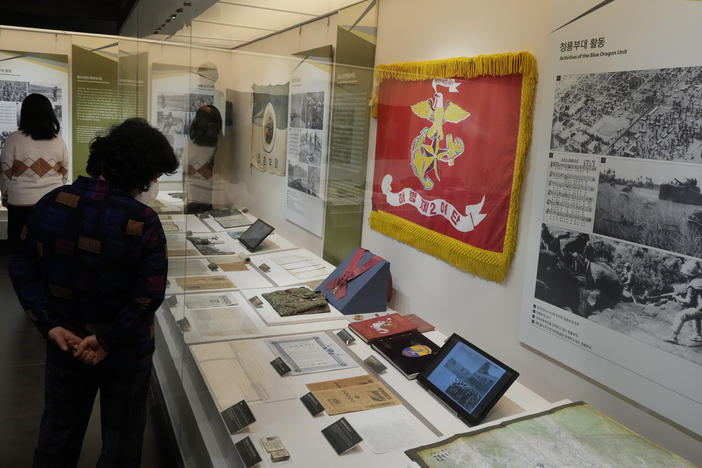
<box><xmin>289</xmin><ymin>92</ymin><xmax>324</xmax><ymax>130</ymax></box>
<box><xmin>307</xmin><ymin>165</ymin><xmax>321</xmax><ymax>197</ymax></box>
<box><xmin>157</xmin><ymin>92</ymin><xmax>187</xmax><ymax>111</ymax></box>
<box><xmin>304</xmin><ymin>91</ymin><xmax>324</xmax><ymax>130</ymax></box>
<box><xmin>0</xmin><ymin>129</ymin><xmax>13</xmax><ymax>148</ymax></box>
<box><xmin>551</xmin><ymin>66</ymin><xmax>702</xmax><ymax>162</ymax></box>
<box><xmin>28</xmin><ymin>83</ymin><xmax>62</xmax><ymax>102</ymax></box>
<box><xmin>298</xmin><ymin>129</ymin><xmax>322</xmax><ymax>166</ymax></box>
<box><xmin>593</xmin><ymin>157</ymin><xmax>702</xmax><ymax>257</ymax></box>
<box><xmin>52</xmin><ymin>104</ymin><xmax>62</xmax><ymax>121</ymax></box>
<box><xmin>536</xmin><ymin>222</ymin><xmax>702</xmax><ymax>365</ymax></box>
<box><xmin>289</xmin><ymin>93</ymin><xmax>305</xmax><ymax>128</ymax></box>
<box><xmin>0</xmin><ymin>80</ymin><xmax>28</xmax><ymax>102</ymax></box>
<box><xmin>189</xmin><ymin>93</ymin><xmax>214</xmax><ymax>112</ymax></box>
<box><xmin>156</xmin><ymin>110</ymin><xmax>186</xmax><ymax>135</ymax></box>
<box><xmin>426</xmin><ymin>343</ymin><xmax>504</xmax><ymax>413</ymax></box>
<box><xmin>288</xmin><ymin>162</ymin><xmax>311</xmax><ymax>194</ymax></box>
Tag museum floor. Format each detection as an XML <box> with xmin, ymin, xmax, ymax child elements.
<box><xmin>0</xmin><ymin>242</ymin><xmax>176</xmax><ymax>466</ymax></box>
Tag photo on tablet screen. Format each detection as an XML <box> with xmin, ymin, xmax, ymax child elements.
<box><xmin>425</xmin><ymin>341</ymin><xmax>506</xmax><ymax>414</ymax></box>
<box><xmin>238</xmin><ymin>219</ymin><xmax>274</xmax><ymax>252</ymax></box>
<box><xmin>417</xmin><ymin>333</ymin><xmax>519</xmax><ymax>426</ymax></box>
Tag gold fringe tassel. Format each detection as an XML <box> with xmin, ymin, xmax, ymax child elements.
<box><xmin>368</xmin><ymin>52</ymin><xmax>538</xmax><ymax>283</ymax></box>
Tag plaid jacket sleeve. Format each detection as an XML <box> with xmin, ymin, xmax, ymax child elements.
<box><xmin>9</xmin><ymin>199</ymin><xmax>58</xmax><ymax>337</ymax></box>
<box><xmin>96</xmin><ymin>211</ymin><xmax>168</xmax><ymax>350</ymax></box>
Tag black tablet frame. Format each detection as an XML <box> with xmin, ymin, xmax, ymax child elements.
<box><xmin>417</xmin><ymin>333</ymin><xmax>519</xmax><ymax>426</ymax></box>
<box><xmin>237</xmin><ymin>219</ymin><xmax>274</xmax><ymax>252</ymax></box>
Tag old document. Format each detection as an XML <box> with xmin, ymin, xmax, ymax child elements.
<box><xmin>184</xmin><ymin>292</ymin><xmax>239</xmax><ymax>309</ymax></box>
<box><xmin>175</xmin><ymin>275</ymin><xmax>236</xmax><ymax>291</ymax></box>
<box><xmin>265</xmin><ymin>333</ymin><xmax>356</xmax><ymax>375</ymax></box>
<box><xmin>191</xmin><ymin>341</ymin><xmax>296</xmax><ymax>410</ymax></box>
<box><xmin>306</xmin><ymin>374</ymin><xmax>402</xmax><ymax>415</ymax></box>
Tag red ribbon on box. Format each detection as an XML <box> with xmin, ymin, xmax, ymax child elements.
<box><xmin>325</xmin><ymin>248</ymin><xmax>384</xmax><ymax>299</ymax></box>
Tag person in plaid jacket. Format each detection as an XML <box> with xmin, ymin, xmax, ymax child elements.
<box><xmin>9</xmin><ymin>118</ymin><xmax>178</xmax><ymax>467</ymax></box>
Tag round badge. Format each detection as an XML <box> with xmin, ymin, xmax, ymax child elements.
<box><xmin>402</xmin><ymin>345</ymin><xmax>432</xmax><ymax>357</ymax></box>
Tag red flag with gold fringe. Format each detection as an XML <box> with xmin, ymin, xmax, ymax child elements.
<box><xmin>369</xmin><ymin>52</ymin><xmax>537</xmax><ymax>282</ymax></box>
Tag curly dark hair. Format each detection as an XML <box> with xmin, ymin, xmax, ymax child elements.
<box><xmin>19</xmin><ymin>93</ymin><xmax>60</xmax><ymax>140</ymax></box>
<box><xmin>189</xmin><ymin>104</ymin><xmax>222</xmax><ymax>147</ymax></box>
<box><xmin>86</xmin><ymin>118</ymin><xmax>179</xmax><ymax>193</ymax></box>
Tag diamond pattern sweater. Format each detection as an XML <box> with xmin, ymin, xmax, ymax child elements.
<box><xmin>0</xmin><ymin>131</ymin><xmax>69</xmax><ymax>206</ymax></box>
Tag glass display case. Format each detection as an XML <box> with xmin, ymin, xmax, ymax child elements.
<box><xmin>3</xmin><ymin>1</ymin><xmax>702</xmax><ymax>466</ymax></box>
<box><xmin>0</xmin><ymin>2</ymin><xmax>551</xmax><ymax>466</ymax></box>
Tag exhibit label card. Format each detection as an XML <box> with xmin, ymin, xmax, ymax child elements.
<box><xmin>300</xmin><ymin>392</ymin><xmax>325</xmax><ymax>416</ymax></box>
<box><xmin>321</xmin><ymin>417</ymin><xmax>363</xmax><ymax>455</ymax></box>
<box><xmin>363</xmin><ymin>355</ymin><xmax>387</xmax><ymax>374</ymax></box>
<box><xmin>270</xmin><ymin>357</ymin><xmax>292</xmax><ymax>376</ymax></box>
<box><xmin>234</xmin><ymin>436</ymin><xmax>262</xmax><ymax>467</ymax></box>
<box><xmin>221</xmin><ymin>400</ymin><xmax>256</xmax><ymax>434</ymax></box>
<box><xmin>520</xmin><ymin>0</ymin><xmax>702</xmax><ymax>435</ymax></box>
<box><xmin>336</xmin><ymin>329</ymin><xmax>356</xmax><ymax>345</ymax></box>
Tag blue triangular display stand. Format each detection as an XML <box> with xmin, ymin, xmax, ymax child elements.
<box><xmin>316</xmin><ymin>248</ymin><xmax>390</xmax><ymax>315</ymax></box>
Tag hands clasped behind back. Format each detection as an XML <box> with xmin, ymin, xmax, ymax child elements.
<box><xmin>47</xmin><ymin>326</ymin><xmax>108</xmax><ymax>365</ymax></box>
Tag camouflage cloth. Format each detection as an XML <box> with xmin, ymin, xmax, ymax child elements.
<box><xmin>262</xmin><ymin>287</ymin><xmax>330</xmax><ymax>316</ymax></box>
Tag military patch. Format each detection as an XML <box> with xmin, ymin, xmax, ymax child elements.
<box><xmin>78</xmin><ymin>236</ymin><xmax>101</xmax><ymax>254</ymax></box>
<box><xmin>55</xmin><ymin>192</ymin><xmax>80</xmax><ymax>208</ymax></box>
<box><xmin>49</xmin><ymin>284</ymin><xmax>73</xmax><ymax>300</ymax></box>
<box><xmin>126</xmin><ymin>219</ymin><xmax>144</xmax><ymax>236</ymax></box>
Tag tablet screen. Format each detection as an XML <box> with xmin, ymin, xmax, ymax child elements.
<box><xmin>238</xmin><ymin>219</ymin><xmax>274</xmax><ymax>252</ymax></box>
<box><xmin>418</xmin><ymin>334</ymin><xmax>518</xmax><ymax>426</ymax></box>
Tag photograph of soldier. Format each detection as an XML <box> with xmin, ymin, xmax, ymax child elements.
<box><xmin>537</xmin><ymin>223</ymin><xmax>702</xmax><ymax>365</ymax></box>
<box><xmin>664</xmin><ymin>260</ymin><xmax>702</xmax><ymax>345</ymax></box>
<box><xmin>593</xmin><ymin>157</ymin><xmax>702</xmax><ymax>258</ymax></box>
<box><xmin>551</xmin><ymin>66</ymin><xmax>702</xmax><ymax>162</ymax></box>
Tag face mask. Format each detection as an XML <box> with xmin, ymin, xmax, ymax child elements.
<box><xmin>135</xmin><ymin>180</ymin><xmax>159</xmax><ymax>204</ymax></box>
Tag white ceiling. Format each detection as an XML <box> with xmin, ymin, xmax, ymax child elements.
<box><xmin>148</xmin><ymin>0</ymin><xmax>364</xmax><ymax>49</ymax></box>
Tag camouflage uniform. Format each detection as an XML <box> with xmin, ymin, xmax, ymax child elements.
<box><xmin>262</xmin><ymin>287</ymin><xmax>330</xmax><ymax>316</ymax></box>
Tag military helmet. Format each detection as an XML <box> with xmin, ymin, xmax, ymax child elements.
<box><xmin>681</xmin><ymin>259</ymin><xmax>702</xmax><ymax>278</ymax></box>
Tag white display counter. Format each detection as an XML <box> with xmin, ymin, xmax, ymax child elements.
<box><xmin>152</xmin><ymin>211</ymin><xmax>553</xmax><ymax>467</ymax></box>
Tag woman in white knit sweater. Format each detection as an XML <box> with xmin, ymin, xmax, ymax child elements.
<box><xmin>0</xmin><ymin>93</ymin><xmax>69</xmax><ymax>249</ymax></box>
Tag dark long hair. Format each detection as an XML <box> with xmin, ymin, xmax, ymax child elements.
<box><xmin>19</xmin><ymin>93</ymin><xmax>60</xmax><ymax>140</ymax></box>
<box><xmin>189</xmin><ymin>105</ymin><xmax>222</xmax><ymax>147</ymax></box>
<box><xmin>86</xmin><ymin>118</ymin><xmax>179</xmax><ymax>193</ymax></box>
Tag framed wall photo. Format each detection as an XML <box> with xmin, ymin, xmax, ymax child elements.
<box><xmin>370</xmin><ymin>52</ymin><xmax>537</xmax><ymax>282</ymax></box>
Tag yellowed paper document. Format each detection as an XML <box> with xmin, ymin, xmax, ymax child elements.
<box><xmin>306</xmin><ymin>374</ymin><xmax>401</xmax><ymax>415</ymax></box>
